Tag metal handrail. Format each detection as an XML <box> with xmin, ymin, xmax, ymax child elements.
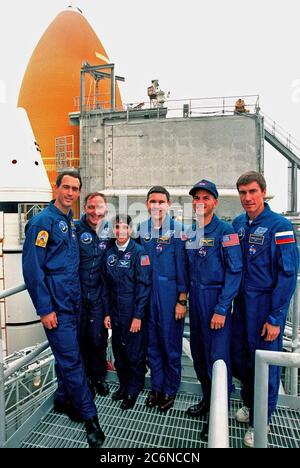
<box><xmin>208</xmin><ymin>360</ymin><xmax>229</xmax><ymax>448</ymax></box>
<box><xmin>0</xmin><ymin>283</ymin><xmax>26</xmax><ymax>300</ymax></box>
<box><xmin>73</xmin><ymin>93</ymin><xmax>260</xmax><ymax>116</ymax></box>
<box><xmin>0</xmin><ymin>282</ymin><xmax>50</xmax><ymax>447</ymax></box>
<box><xmin>262</xmin><ymin>111</ymin><xmax>300</xmax><ymax>158</ymax></box>
<box><xmin>254</xmin><ymin>350</ymin><xmax>300</xmax><ymax>448</ymax></box>
<box><xmin>127</xmin><ymin>94</ymin><xmax>260</xmax><ymax>117</ymax></box>
<box><xmin>4</xmin><ymin>341</ymin><xmax>49</xmax><ymax>380</ymax></box>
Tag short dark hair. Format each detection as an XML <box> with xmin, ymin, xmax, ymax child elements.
<box><xmin>56</xmin><ymin>171</ymin><xmax>82</xmax><ymax>190</ymax></box>
<box><xmin>147</xmin><ymin>186</ymin><xmax>170</xmax><ymax>202</ymax></box>
<box><xmin>84</xmin><ymin>192</ymin><xmax>107</xmax><ymax>205</ymax></box>
<box><xmin>112</xmin><ymin>214</ymin><xmax>133</xmax><ymax>228</ymax></box>
<box><xmin>236</xmin><ymin>171</ymin><xmax>266</xmax><ymax>192</ymax></box>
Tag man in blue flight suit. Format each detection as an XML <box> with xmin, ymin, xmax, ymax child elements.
<box><xmin>103</xmin><ymin>214</ymin><xmax>151</xmax><ymax>410</ymax></box>
<box><xmin>76</xmin><ymin>192</ymin><xmax>112</xmax><ymax>397</ymax></box>
<box><xmin>22</xmin><ymin>171</ymin><xmax>105</xmax><ymax>448</ymax></box>
<box><xmin>232</xmin><ymin>171</ymin><xmax>299</xmax><ymax>448</ymax></box>
<box><xmin>138</xmin><ymin>186</ymin><xmax>189</xmax><ymax>412</ymax></box>
<box><xmin>185</xmin><ymin>180</ymin><xmax>243</xmax><ymax>419</ymax></box>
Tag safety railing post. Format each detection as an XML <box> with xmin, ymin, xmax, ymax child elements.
<box><xmin>0</xmin><ymin>329</ymin><xmax>6</xmax><ymax>447</ymax></box>
<box><xmin>253</xmin><ymin>352</ymin><xmax>269</xmax><ymax>448</ymax></box>
<box><xmin>208</xmin><ymin>360</ymin><xmax>229</xmax><ymax>448</ymax></box>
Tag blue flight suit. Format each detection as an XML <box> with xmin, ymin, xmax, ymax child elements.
<box><xmin>232</xmin><ymin>203</ymin><xmax>299</xmax><ymax>424</ymax></box>
<box><xmin>22</xmin><ymin>202</ymin><xmax>97</xmax><ymax>420</ymax></box>
<box><xmin>102</xmin><ymin>239</ymin><xmax>151</xmax><ymax>396</ymax></box>
<box><xmin>75</xmin><ymin>216</ymin><xmax>113</xmax><ymax>385</ymax></box>
<box><xmin>138</xmin><ymin>215</ymin><xmax>189</xmax><ymax>396</ymax></box>
<box><xmin>186</xmin><ymin>215</ymin><xmax>243</xmax><ymax>404</ymax></box>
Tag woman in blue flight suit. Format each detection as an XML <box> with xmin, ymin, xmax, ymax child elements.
<box><xmin>103</xmin><ymin>215</ymin><xmax>152</xmax><ymax>410</ymax></box>
<box><xmin>185</xmin><ymin>180</ymin><xmax>243</xmax><ymax>418</ymax></box>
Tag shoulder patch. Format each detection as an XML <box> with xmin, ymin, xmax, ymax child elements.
<box><xmin>35</xmin><ymin>230</ymin><xmax>49</xmax><ymax>248</ymax></box>
<box><xmin>222</xmin><ymin>233</ymin><xmax>240</xmax><ymax>247</ymax></box>
<box><xmin>140</xmin><ymin>255</ymin><xmax>150</xmax><ymax>266</ymax></box>
<box><xmin>275</xmin><ymin>231</ymin><xmax>295</xmax><ymax>245</ymax></box>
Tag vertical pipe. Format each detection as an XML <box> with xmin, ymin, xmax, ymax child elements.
<box><xmin>288</xmin><ymin>161</ymin><xmax>293</xmax><ymax>213</ymax></box>
<box><xmin>110</xmin><ymin>65</ymin><xmax>115</xmax><ymax>111</ymax></box>
<box><xmin>291</xmin><ymin>276</ymin><xmax>300</xmax><ymax>395</ymax></box>
<box><xmin>287</xmin><ymin>161</ymin><xmax>297</xmax><ymax>213</ymax></box>
<box><xmin>254</xmin><ymin>352</ymin><xmax>269</xmax><ymax>448</ymax></box>
<box><xmin>208</xmin><ymin>360</ymin><xmax>229</xmax><ymax>448</ymax></box>
<box><xmin>258</xmin><ymin>114</ymin><xmax>264</xmax><ymax>173</ymax></box>
<box><xmin>80</xmin><ymin>69</ymin><xmax>85</xmax><ymax>117</ymax></box>
<box><xmin>0</xmin><ymin>328</ymin><xmax>6</xmax><ymax>447</ymax></box>
<box><xmin>291</xmin><ymin>162</ymin><xmax>298</xmax><ymax>214</ymax></box>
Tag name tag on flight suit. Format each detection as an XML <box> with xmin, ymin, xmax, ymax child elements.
<box><xmin>249</xmin><ymin>234</ymin><xmax>264</xmax><ymax>245</ymax></box>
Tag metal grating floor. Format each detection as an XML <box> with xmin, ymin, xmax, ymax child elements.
<box><xmin>20</xmin><ymin>384</ymin><xmax>300</xmax><ymax>448</ymax></box>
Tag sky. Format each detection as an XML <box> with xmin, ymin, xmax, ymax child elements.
<box><xmin>0</xmin><ymin>0</ymin><xmax>299</xmax><ymax>212</ymax></box>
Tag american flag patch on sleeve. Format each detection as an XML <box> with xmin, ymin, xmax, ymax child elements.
<box><xmin>275</xmin><ymin>231</ymin><xmax>295</xmax><ymax>245</ymax></box>
<box><xmin>140</xmin><ymin>255</ymin><xmax>150</xmax><ymax>266</ymax></box>
<box><xmin>222</xmin><ymin>233</ymin><xmax>240</xmax><ymax>247</ymax></box>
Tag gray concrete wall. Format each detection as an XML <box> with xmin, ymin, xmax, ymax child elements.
<box><xmin>79</xmin><ymin>112</ymin><xmax>263</xmax><ymax>219</ymax></box>
<box><xmin>104</xmin><ymin>115</ymin><xmax>261</xmax><ymax>189</ymax></box>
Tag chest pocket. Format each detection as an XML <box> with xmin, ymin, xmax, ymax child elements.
<box><xmin>53</xmin><ymin>221</ymin><xmax>70</xmax><ymax>245</ymax></box>
<box><xmin>194</xmin><ymin>242</ymin><xmax>224</xmax><ymax>285</ymax></box>
<box><xmin>205</xmin><ymin>245</ymin><xmax>224</xmax><ymax>281</ymax></box>
<box><xmin>108</xmin><ymin>258</ymin><xmax>136</xmax><ymax>289</ymax></box>
<box><xmin>118</xmin><ymin>259</ymin><xmax>131</xmax><ymax>268</ymax></box>
<box><xmin>248</xmin><ymin>233</ymin><xmax>272</xmax><ymax>261</ymax></box>
<box><xmin>278</xmin><ymin>242</ymin><xmax>298</xmax><ymax>275</ymax></box>
<box><xmin>155</xmin><ymin>238</ymin><xmax>173</xmax><ymax>255</ymax></box>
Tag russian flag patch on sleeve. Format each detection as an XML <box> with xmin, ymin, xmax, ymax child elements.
<box><xmin>222</xmin><ymin>233</ymin><xmax>240</xmax><ymax>247</ymax></box>
<box><xmin>140</xmin><ymin>255</ymin><xmax>150</xmax><ymax>266</ymax></box>
<box><xmin>275</xmin><ymin>231</ymin><xmax>295</xmax><ymax>245</ymax></box>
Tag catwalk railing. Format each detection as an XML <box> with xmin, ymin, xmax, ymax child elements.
<box><xmin>73</xmin><ymin>94</ymin><xmax>260</xmax><ymax>119</ymax></box>
<box><xmin>0</xmin><ymin>281</ymin><xmax>299</xmax><ymax>448</ymax></box>
<box><xmin>254</xmin><ymin>350</ymin><xmax>300</xmax><ymax>448</ymax></box>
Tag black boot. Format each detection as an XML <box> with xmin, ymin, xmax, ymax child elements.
<box><xmin>145</xmin><ymin>391</ymin><xmax>163</xmax><ymax>408</ymax></box>
<box><xmin>120</xmin><ymin>394</ymin><xmax>138</xmax><ymax>410</ymax></box>
<box><xmin>94</xmin><ymin>379</ymin><xmax>109</xmax><ymax>396</ymax></box>
<box><xmin>112</xmin><ymin>386</ymin><xmax>127</xmax><ymax>401</ymax></box>
<box><xmin>158</xmin><ymin>394</ymin><xmax>176</xmax><ymax>412</ymax></box>
<box><xmin>53</xmin><ymin>399</ymin><xmax>84</xmax><ymax>423</ymax></box>
<box><xmin>85</xmin><ymin>415</ymin><xmax>105</xmax><ymax>448</ymax></box>
<box><xmin>186</xmin><ymin>399</ymin><xmax>210</xmax><ymax>417</ymax></box>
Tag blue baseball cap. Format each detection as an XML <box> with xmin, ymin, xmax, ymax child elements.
<box><xmin>189</xmin><ymin>179</ymin><xmax>219</xmax><ymax>199</ymax></box>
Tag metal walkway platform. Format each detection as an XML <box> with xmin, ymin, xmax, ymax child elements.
<box><xmin>20</xmin><ymin>384</ymin><xmax>300</xmax><ymax>449</ymax></box>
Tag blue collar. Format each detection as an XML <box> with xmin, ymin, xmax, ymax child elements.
<box><xmin>246</xmin><ymin>203</ymin><xmax>271</xmax><ymax>226</ymax></box>
<box><xmin>49</xmin><ymin>201</ymin><xmax>73</xmax><ymax>222</ymax></box>
<box><xmin>204</xmin><ymin>214</ymin><xmax>219</xmax><ymax>234</ymax></box>
<box><xmin>112</xmin><ymin>238</ymin><xmax>135</xmax><ymax>254</ymax></box>
<box><xmin>148</xmin><ymin>214</ymin><xmax>174</xmax><ymax>232</ymax></box>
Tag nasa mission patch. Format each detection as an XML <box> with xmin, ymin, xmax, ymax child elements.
<box><xmin>35</xmin><ymin>230</ymin><xmax>49</xmax><ymax>248</ymax></box>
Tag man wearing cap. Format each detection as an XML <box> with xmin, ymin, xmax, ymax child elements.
<box><xmin>138</xmin><ymin>186</ymin><xmax>189</xmax><ymax>412</ymax></box>
<box><xmin>185</xmin><ymin>179</ymin><xmax>243</xmax><ymax>419</ymax></box>
<box><xmin>232</xmin><ymin>171</ymin><xmax>299</xmax><ymax>448</ymax></box>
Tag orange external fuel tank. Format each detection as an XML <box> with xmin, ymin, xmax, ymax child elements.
<box><xmin>18</xmin><ymin>8</ymin><xmax>122</xmax><ymax>214</ymax></box>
